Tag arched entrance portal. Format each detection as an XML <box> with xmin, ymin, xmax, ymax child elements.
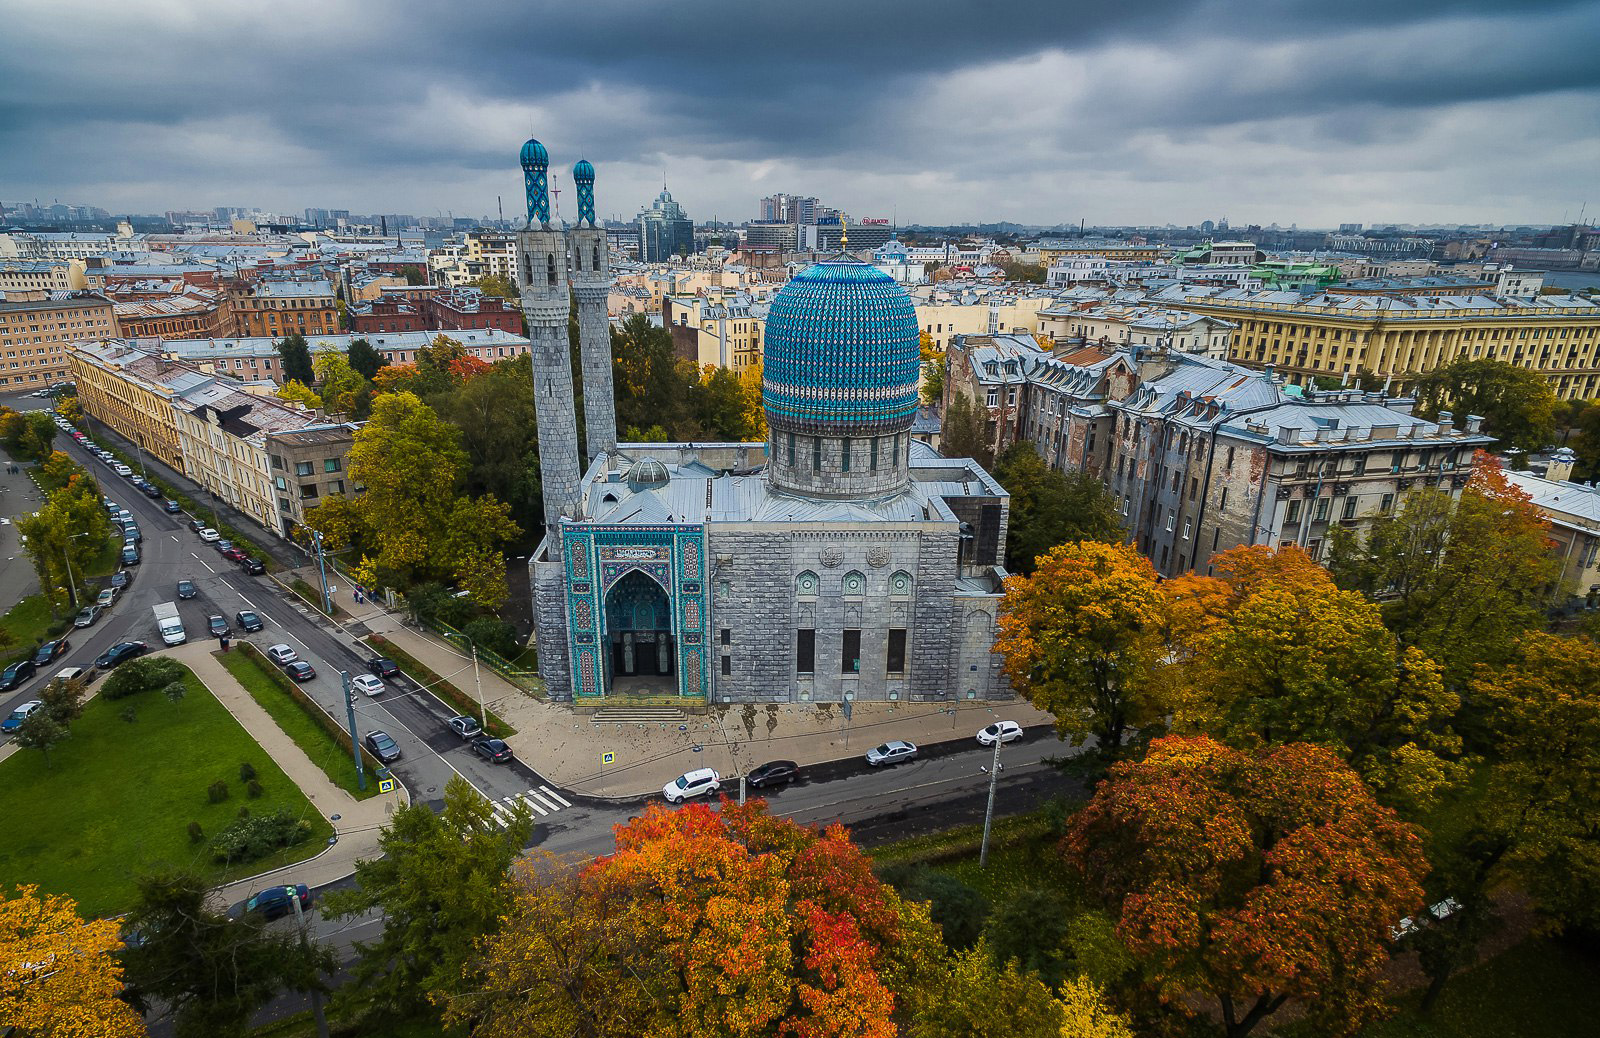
<box><xmin>604</xmin><ymin>570</ymin><xmax>675</xmax><ymax>693</ymax></box>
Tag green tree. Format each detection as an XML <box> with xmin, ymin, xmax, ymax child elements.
<box><xmin>434</xmin><ymin>358</ymin><xmax>542</xmax><ymax>532</ymax></box>
<box><xmin>983</xmin><ymin>888</ymin><xmax>1073</xmax><ymax>989</ymax></box>
<box><xmin>275</xmin><ymin>332</ymin><xmax>315</xmax><ymax>385</ymax></box>
<box><xmin>274</xmin><ymin>379</ymin><xmax>322</xmax><ymax>410</ymax></box>
<box><xmin>889</xmin><ymin>866</ymin><xmax>989</xmax><ymax>952</ymax></box>
<box><xmin>40</xmin><ymin>672</ymin><xmax>88</xmax><ymax>726</ymax></box>
<box><xmin>993</xmin><ymin>441</ymin><xmax>1122</xmax><ymax>574</ymax></box>
<box><xmin>14</xmin><ymin>712</ymin><xmax>68</xmax><ymax>768</ymax></box>
<box><xmin>920</xmin><ymin>330</ymin><xmax>946</xmax><ymax>407</ymax></box>
<box><xmin>15</xmin><ymin>468</ymin><xmax>111</xmax><ymax>613</ymax></box>
<box><xmin>120</xmin><ymin>869</ymin><xmax>332</xmax><ymax>1038</ymax></box>
<box><xmin>347</xmin><ymin>337</ymin><xmax>389</xmax><ymax>380</ymax></box>
<box><xmin>941</xmin><ymin>391</ymin><xmax>991</xmax><ymax>468</ymax></box>
<box><xmin>1412</xmin><ymin>358</ymin><xmax>1558</xmax><ymax>454</ymax></box>
<box><xmin>312</xmin><ymin>349</ymin><xmax>368</xmax><ymax>417</ymax></box>
<box><xmin>907</xmin><ymin>943</ymin><xmax>1069</xmax><ymax>1038</ymax></box>
<box><xmin>611</xmin><ymin>314</ymin><xmax>696</xmax><ymax>437</ymax></box>
<box><xmin>322</xmin><ymin>777</ymin><xmax>532</xmax><ymax>1019</ymax></box>
<box><xmin>690</xmin><ymin>363</ymin><xmax>755</xmax><ymax>440</ymax></box>
<box><xmin>471</xmin><ymin>273</ymin><xmax>515</xmax><ymax>299</ymax></box>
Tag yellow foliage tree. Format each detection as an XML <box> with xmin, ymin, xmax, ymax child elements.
<box><xmin>275</xmin><ymin>379</ymin><xmax>322</xmax><ymax>410</ymax></box>
<box><xmin>738</xmin><ymin>359</ymin><xmax>768</xmax><ymax>439</ymax></box>
<box><xmin>0</xmin><ymin>884</ymin><xmax>146</xmax><ymax>1037</ymax></box>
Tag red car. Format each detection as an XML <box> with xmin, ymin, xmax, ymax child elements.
<box><xmin>220</xmin><ymin>547</ymin><xmax>247</xmax><ymax>562</ymax></box>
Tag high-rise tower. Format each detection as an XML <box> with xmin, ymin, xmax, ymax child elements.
<box><xmin>569</xmin><ymin>159</ymin><xmax>617</xmax><ymax>463</ymax></box>
<box><xmin>516</xmin><ymin>138</ymin><xmax>582</xmax><ymax>535</ymax></box>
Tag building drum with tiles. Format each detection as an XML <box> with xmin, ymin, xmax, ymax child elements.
<box><xmin>515</xmin><ymin>140</ymin><xmax>1012</xmax><ymax>704</ymax></box>
<box><xmin>947</xmin><ymin>333</ymin><xmax>1495</xmax><ymax>576</ymax></box>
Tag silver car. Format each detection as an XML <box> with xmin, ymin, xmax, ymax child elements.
<box><xmin>865</xmin><ymin>740</ymin><xmax>918</xmax><ymax>767</ymax></box>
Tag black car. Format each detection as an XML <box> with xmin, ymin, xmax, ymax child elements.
<box><xmin>243</xmin><ymin>884</ymin><xmax>310</xmax><ymax>921</ymax></box>
<box><xmin>96</xmin><ymin>641</ymin><xmax>148</xmax><ymax>668</ymax></box>
<box><xmin>367</xmin><ymin>657</ymin><xmax>400</xmax><ymax>679</ymax></box>
<box><xmin>163</xmin><ymin>499</ymin><xmax>181</xmax><ymax>513</ymax></box>
<box><xmin>747</xmin><ymin>760</ymin><xmax>800</xmax><ymax>790</ymax></box>
<box><xmin>187</xmin><ymin>518</ymin><xmax>205</xmax><ymax>533</ymax></box>
<box><xmin>207</xmin><ymin>615</ymin><xmax>231</xmax><ymax>638</ymax></box>
<box><xmin>0</xmin><ymin>659</ymin><xmax>36</xmax><ymax>691</ymax></box>
<box><xmin>236</xmin><ymin>610</ymin><xmax>264</xmax><ymax>633</ymax></box>
<box><xmin>109</xmin><ymin>570</ymin><xmax>131</xmax><ymax>590</ymax></box>
<box><xmin>141</xmin><ymin>483</ymin><xmax>162</xmax><ymax>499</ymax></box>
<box><xmin>239</xmin><ymin>557</ymin><xmax>265</xmax><ymax>575</ymax></box>
<box><xmin>364</xmin><ymin>730</ymin><xmax>402</xmax><ymax>763</ymax></box>
<box><xmin>177</xmin><ymin>579</ymin><xmax>197</xmax><ymax>599</ymax></box>
<box><xmin>32</xmin><ymin>639</ymin><xmax>70</xmax><ymax>666</ymax></box>
<box><xmin>472</xmin><ymin>737</ymin><xmax>514</xmax><ymax>764</ymax></box>
<box><xmin>285</xmin><ymin>661</ymin><xmax>316</xmax><ymax>682</ymax></box>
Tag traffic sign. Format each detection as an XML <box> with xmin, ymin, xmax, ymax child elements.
<box><xmin>378</xmin><ymin>777</ymin><xmax>395</xmax><ymax>793</ymax></box>
<box><xmin>602</xmin><ymin>752</ymin><xmax>615</xmax><ymax>766</ymax></box>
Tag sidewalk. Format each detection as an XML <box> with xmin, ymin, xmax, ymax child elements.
<box><xmin>334</xmin><ymin>583</ymin><xmax>1060</xmax><ymax>800</ymax></box>
<box><xmin>168</xmin><ymin>643</ymin><xmax>407</xmax><ymax>903</ymax></box>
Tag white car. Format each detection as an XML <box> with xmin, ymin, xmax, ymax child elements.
<box><xmin>198</xmin><ymin>528</ymin><xmax>221</xmax><ymax>542</ymax></box>
<box><xmin>351</xmin><ymin>674</ymin><xmax>384</xmax><ymax>697</ymax></box>
<box><xmin>113</xmin><ymin>463</ymin><xmax>132</xmax><ymax>477</ymax></box>
<box><xmin>977</xmin><ymin>720</ymin><xmax>1024</xmax><ymax>747</ymax></box>
<box><xmin>663</xmin><ymin>767</ymin><xmax>721</xmax><ymax>803</ymax></box>
<box><xmin>264</xmin><ymin>643</ymin><xmax>298</xmax><ymax>666</ymax></box>
<box><xmin>865</xmin><ymin>740</ymin><xmax>918</xmax><ymax>767</ymax></box>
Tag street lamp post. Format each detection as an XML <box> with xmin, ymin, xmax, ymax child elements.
<box><xmin>978</xmin><ymin>735</ymin><xmax>1003</xmax><ymax>869</ymax></box>
<box><xmin>60</xmin><ymin>530</ymin><xmax>91</xmax><ymax>609</ymax></box>
<box><xmin>469</xmin><ymin>643</ymin><xmax>488</xmax><ymax>732</ymax></box>
<box><xmin>341</xmin><ymin>671</ymin><xmax>367</xmax><ymax>792</ymax></box>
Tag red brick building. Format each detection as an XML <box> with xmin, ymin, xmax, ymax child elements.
<box><xmin>350</xmin><ymin>286</ymin><xmax>519</xmax><ymax>335</ymax></box>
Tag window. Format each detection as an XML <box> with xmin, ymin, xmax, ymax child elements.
<box><xmin>1225</xmin><ymin>445</ymin><xmax>1235</xmax><ymax>468</ymax></box>
<box><xmin>842</xmin><ymin>630</ymin><xmax>861</xmax><ymax>674</ymax></box>
<box><xmin>271</xmin><ymin>454</ymin><xmax>284</xmax><ymax>470</ymax></box>
<box><xmin>841</xmin><ymin>437</ymin><xmax>851</xmax><ymax>472</ymax></box>
<box><xmin>323</xmin><ymin>457</ymin><xmax>341</xmax><ymax>473</ymax></box>
<box><xmin>887</xmin><ymin>629</ymin><xmax>907</xmax><ymax>674</ymax></box>
<box><xmin>1381</xmin><ymin>493</ymin><xmax>1395</xmax><ymax>512</ymax></box>
<box><xmin>1220</xmin><ymin>486</ymin><xmax>1229</xmax><ymax>509</ymax></box>
<box><xmin>986</xmin><ymin>389</ymin><xmax>998</xmax><ymax>407</ymax></box>
<box><xmin>842</xmin><ymin>571</ymin><xmax>865</xmax><ymax>596</ymax></box>
<box><xmin>1342</xmin><ymin>496</ymin><xmax>1358</xmax><ymax>520</ymax></box>
<box><xmin>787</xmin><ymin>432</ymin><xmax>795</xmax><ymax>467</ymax></box>
<box><xmin>812</xmin><ymin>436</ymin><xmax>822</xmax><ymax>470</ymax></box>
<box><xmin>299</xmin><ymin>484</ymin><xmax>319</xmax><ymax>499</ymax></box>
<box><xmin>1314</xmin><ymin>498</ymin><xmax>1330</xmax><ymax>522</ymax></box>
<box><xmin>1353</xmin><ymin>456</ymin><xmax>1367</xmax><ymax>476</ymax></box>
<box><xmin>796</xmin><ymin>570</ymin><xmax>819</xmax><ymax>597</ymax></box>
<box><xmin>1183</xmin><ymin>518</ymin><xmax>1191</xmax><ymax>539</ymax></box>
<box><xmin>1165</xmin><ymin>510</ymin><xmax>1174</xmax><ymax>532</ymax></box>
<box><xmin>1286</xmin><ymin>499</ymin><xmax>1302</xmax><ymax>523</ymax></box>
<box><xmin>295</xmin><ymin>461</ymin><xmax>313</xmax><ymax>477</ymax></box>
<box><xmin>870</xmin><ymin>436</ymin><xmax>879</xmax><ymax>472</ymax></box>
<box><xmin>721</xmin><ymin>655</ymin><xmax>731</xmax><ymax>676</ymax></box>
<box><xmin>328</xmin><ymin>480</ymin><xmax>344</xmax><ymax>494</ymax></box>
<box><xmin>720</xmin><ymin>628</ymin><xmax>731</xmax><ymax>646</ymax></box>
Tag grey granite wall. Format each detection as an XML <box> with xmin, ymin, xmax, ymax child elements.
<box><xmin>530</xmin><ymin>546</ymin><xmax>572</xmax><ymax>700</ymax></box>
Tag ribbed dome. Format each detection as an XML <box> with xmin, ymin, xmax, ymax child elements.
<box><xmin>519</xmin><ymin>138</ymin><xmax>549</xmax><ymax>171</ymax></box>
<box><xmin>624</xmin><ymin>457</ymin><xmax>670</xmax><ymax>489</ymax></box>
<box><xmin>762</xmin><ymin>257</ymin><xmax>920</xmax><ymax>430</ymax></box>
<box><xmin>571</xmin><ymin>159</ymin><xmax>595</xmax><ymax>183</ymax></box>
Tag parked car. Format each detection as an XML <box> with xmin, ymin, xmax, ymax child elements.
<box><xmin>32</xmin><ymin>638</ymin><xmax>70</xmax><ymax>666</ymax></box>
<box><xmin>74</xmin><ymin>604</ymin><xmax>102</xmax><ymax>628</ymax></box>
<box><xmin>472</xmin><ymin>737</ymin><xmax>514</xmax><ymax>764</ymax></box>
<box><xmin>198</xmin><ymin>528</ymin><xmax>220</xmax><ymax>542</ymax></box>
<box><xmin>207</xmin><ymin>615</ymin><xmax>231</xmax><ymax>638</ymax></box>
<box><xmin>187</xmin><ymin>518</ymin><xmax>205</xmax><ymax>533</ymax></box>
<box><xmin>239</xmin><ymin>557</ymin><xmax>265</xmax><ymax>575</ymax></box>
<box><xmin>663</xmin><ymin>767</ymin><xmax>721</xmax><ymax>804</ymax></box>
<box><xmin>214</xmin><ymin>540</ymin><xmax>234</xmax><ymax>554</ymax></box>
<box><xmin>122</xmin><ymin>526</ymin><xmax>142</xmax><ymax>544</ymax></box>
<box><xmin>96</xmin><ymin>641</ymin><xmax>148</xmax><ymax>668</ymax></box>
<box><xmin>364</xmin><ymin>730</ymin><xmax>402</xmax><ymax>763</ymax></box>
<box><xmin>351</xmin><ymin>674</ymin><xmax>384</xmax><ymax>697</ymax></box>
<box><xmin>446</xmin><ymin>715</ymin><xmax>482</xmax><ymax>740</ymax></box>
<box><xmin>109</xmin><ymin>570</ymin><xmax>131</xmax><ymax>590</ymax></box>
<box><xmin>0</xmin><ymin>660</ymin><xmax>37</xmax><ymax>691</ymax></box>
<box><xmin>747</xmin><ymin>760</ymin><xmax>800</xmax><ymax>790</ymax></box>
<box><xmin>235</xmin><ymin>610</ymin><xmax>264</xmax><ymax>632</ymax></box>
<box><xmin>264</xmin><ymin>644</ymin><xmax>298</xmax><ymax>665</ymax></box>
<box><xmin>115</xmin><ymin>509</ymin><xmax>132</xmax><ymax>523</ymax></box>
<box><xmin>285</xmin><ymin>661</ymin><xmax>316</xmax><ymax>682</ymax></box>
<box><xmin>95</xmin><ymin>588</ymin><xmax>118</xmax><ymax>608</ymax></box>
<box><xmin>141</xmin><ymin>483</ymin><xmax>162</xmax><ymax>499</ymax></box>
<box><xmin>113</xmin><ymin>463</ymin><xmax>131</xmax><ymax>477</ymax></box>
<box><xmin>51</xmin><ymin>666</ymin><xmax>92</xmax><ymax>687</ymax></box>
<box><xmin>865</xmin><ymin>740</ymin><xmax>918</xmax><ymax>767</ymax></box>
<box><xmin>367</xmin><ymin>657</ymin><xmax>400</xmax><ymax>679</ymax></box>
<box><xmin>163</xmin><ymin>499</ymin><xmax>181</xmax><ymax>513</ymax></box>
<box><xmin>242</xmin><ymin>884</ymin><xmax>311</xmax><ymax>921</ymax></box>
<box><xmin>103</xmin><ymin>498</ymin><xmax>118</xmax><ymax>513</ymax></box>
<box><xmin>177</xmin><ymin>579</ymin><xmax>197</xmax><ymax>599</ymax></box>
<box><xmin>220</xmin><ymin>547</ymin><xmax>246</xmax><ymax>562</ymax></box>
<box><xmin>976</xmin><ymin>720</ymin><xmax>1023</xmax><ymax>747</ymax></box>
<box><xmin>1</xmin><ymin>700</ymin><xmax>43</xmax><ymax>733</ymax></box>
<box><xmin>120</xmin><ymin>545</ymin><xmax>140</xmax><ymax>566</ymax></box>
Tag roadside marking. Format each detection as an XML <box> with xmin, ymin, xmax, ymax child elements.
<box><xmin>539</xmin><ymin>785</ymin><xmax>571</xmax><ymax>808</ymax></box>
<box><xmin>200</xmin><ymin>559</ymin><xmax>215</xmax><ymax>574</ymax></box>
<box><xmin>170</xmin><ymin>535</ymin><xmax>178</xmax><ymax>542</ymax></box>
<box><xmin>524</xmin><ymin>789</ymin><xmax>559</xmax><ymax>813</ymax></box>
<box><xmin>237</xmin><ymin>594</ymin><xmax>257</xmax><ymax>609</ymax></box>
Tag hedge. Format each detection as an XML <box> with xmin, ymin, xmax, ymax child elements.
<box><xmin>365</xmin><ymin>632</ymin><xmax>515</xmax><ymax>738</ymax></box>
<box><xmin>236</xmin><ymin>641</ymin><xmax>384</xmax><ymax>774</ymax></box>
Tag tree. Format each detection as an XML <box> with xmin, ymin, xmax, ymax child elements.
<box><xmin>1064</xmin><ymin>737</ymin><xmax>1428</xmax><ymax>1038</ymax></box>
<box><xmin>919</xmin><ymin>330</ymin><xmax>945</xmax><ymax>407</ymax></box>
<box><xmin>472</xmin><ymin>273</ymin><xmax>516</xmax><ymax>299</ymax></box>
<box><xmin>55</xmin><ymin>392</ymin><xmax>83</xmax><ymax>425</ymax></box>
<box><xmin>275</xmin><ymin>332</ymin><xmax>315</xmax><ymax>385</ymax></box>
<box><xmin>995</xmin><ymin>541</ymin><xmax>1167</xmax><ymax>753</ymax></box>
<box><xmin>992</xmin><ymin>441</ymin><xmax>1122</xmax><ymax>574</ymax></box>
<box><xmin>274</xmin><ymin>379</ymin><xmax>322</xmax><ymax>410</ymax></box>
<box><xmin>40</xmin><ymin>672</ymin><xmax>88</xmax><ymax>726</ymax></box>
<box><xmin>1172</xmin><ymin>545</ymin><xmax>1464</xmax><ymax>812</ymax></box>
<box><xmin>889</xmin><ymin>867</ymin><xmax>988</xmax><ymax>951</ymax></box>
<box><xmin>14</xmin><ymin>711</ymin><xmax>68</xmax><ymax>768</ymax></box>
<box><xmin>940</xmin><ymin>392</ymin><xmax>991</xmax><ymax>468</ymax></box>
<box><xmin>347</xmin><ymin>337</ymin><xmax>389</xmax><ymax>381</ymax></box>
<box><xmin>15</xmin><ymin>470</ymin><xmax>110</xmax><ymax>613</ymax></box>
<box><xmin>690</xmin><ymin>363</ymin><xmax>754</xmax><ymax>440</ymax></box>
<box><xmin>737</xmin><ymin>359</ymin><xmax>768</xmax><ymax>440</ymax></box>
<box><xmin>0</xmin><ymin>884</ymin><xmax>145</xmax><ymax>1038</ymax></box>
<box><xmin>322</xmin><ymin>777</ymin><xmax>531</xmax><ymax>1019</ymax></box>
<box><xmin>311</xmin><ymin>349</ymin><xmax>368</xmax><ymax>416</ymax></box>
<box><xmin>1412</xmin><ymin>358</ymin><xmax>1558</xmax><ymax>454</ymax></box>
<box><xmin>451</xmin><ymin>800</ymin><xmax>942</xmax><ymax>1038</ymax></box>
<box><xmin>120</xmin><ymin>869</ymin><xmax>331</xmax><ymax>1038</ymax></box>
<box><xmin>433</xmin><ymin>359</ymin><xmax>541</xmax><ymax>533</ymax></box>
<box><xmin>905</xmin><ymin>943</ymin><xmax>1070</xmax><ymax>1038</ymax></box>
<box><xmin>612</xmin><ymin>314</ymin><xmax>696</xmax><ymax>438</ymax></box>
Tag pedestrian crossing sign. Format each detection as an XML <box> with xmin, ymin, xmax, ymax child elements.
<box><xmin>378</xmin><ymin>777</ymin><xmax>395</xmax><ymax>793</ymax></box>
<box><xmin>602</xmin><ymin>752</ymin><xmax>615</xmax><ymax>766</ymax></box>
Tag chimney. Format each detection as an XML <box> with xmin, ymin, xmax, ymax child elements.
<box><xmin>1436</xmin><ymin>410</ymin><xmax>1454</xmax><ymax>436</ymax></box>
<box><xmin>1465</xmin><ymin>414</ymin><xmax>1485</xmax><ymax>435</ymax></box>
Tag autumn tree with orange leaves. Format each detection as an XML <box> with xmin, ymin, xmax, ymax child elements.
<box><xmin>1063</xmin><ymin>736</ymin><xmax>1428</xmax><ymax>1038</ymax></box>
<box><xmin>995</xmin><ymin>541</ymin><xmax>1169</xmax><ymax>753</ymax></box>
<box><xmin>451</xmin><ymin>801</ymin><xmax>942</xmax><ymax>1038</ymax></box>
<box><xmin>1</xmin><ymin>884</ymin><xmax>146</xmax><ymax>1037</ymax></box>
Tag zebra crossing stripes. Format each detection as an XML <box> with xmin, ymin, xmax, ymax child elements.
<box><xmin>488</xmin><ymin>785</ymin><xmax>572</xmax><ymax>829</ymax></box>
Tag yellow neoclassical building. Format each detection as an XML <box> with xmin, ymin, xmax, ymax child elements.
<box><xmin>1149</xmin><ymin>285</ymin><xmax>1600</xmax><ymax>399</ymax></box>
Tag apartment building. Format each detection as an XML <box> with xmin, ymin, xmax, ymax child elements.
<box><xmin>0</xmin><ymin>290</ymin><xmax>117</xmax><ymax>388</ymax></box>
<box><xmin>127</xmin><ymin>327</ymin><xmax>532</xmax><ymax>384</ymax></box>
<box><xmin>263</xmin><ymin>427</ymin><xmax>360</xmax><ymax>535</ymax></box>
<box><xmin>1503</xmin><ymin>457</ymin><xmax>1600</xmax><ymax>607</ymax></box>
<box><xmin>220</xmin><ymin>279</ymin><xmax>338</xmax><ymax>338</ymax></box>
<box><xmin>1037</xmin><ymin>299</ymin><xmax>1235</xmax><ymax>358</ymax></box>
<box><xmin>1152</xmin><ymin>284</ymin><xmax>1600</xmax><ymax>399</ymax></box>
<box><xmin>113</xmin><ymin>294</ymin><xmax>221</xmax><ymax>340</ymax></box>
<box><xmin>946</xmin><ymin>333</ymin><xmax>1495</xmax><ymax>576</ymax></box>
<box><xmin>0</xmin><ymin>260</ymin><xmax>82</xmax><ymax>292</ymax></box>
<box><xmin>661</xmin><ymin>294</ymin><xmax>766</xmax><ymax>369</ymax></box>
<box><xmin>68</xmin><ymin>340</ymin><xmax>206</xmax><ymax>470</ymax></box>
<box><xmin>911</xmin><ymin>286</ymin><xmax>1055</xmax><ymax>351</ymax></box>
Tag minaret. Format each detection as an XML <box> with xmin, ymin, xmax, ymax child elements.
<box><xmin>515</xmin><ymin>138</ymin><xmax>581</xmax><ymax>536</ymax></box>
<box><xmin>569</xmin><ymin>159</ymin><xmax>617</xmax><ymax>462</ymax></box>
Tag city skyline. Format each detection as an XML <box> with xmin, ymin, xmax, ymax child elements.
<box><xmin>2</xmin><ymin>0</ymin><xmax>1596</xmax><ymax>227</ymax></box>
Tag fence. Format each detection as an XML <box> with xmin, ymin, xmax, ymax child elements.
<box><xmin>418</xmin><ymin>614</ymin><xmax>543</xmax><ymax>695</ymax></box>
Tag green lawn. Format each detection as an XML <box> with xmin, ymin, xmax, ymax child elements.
<box><xmin>0</xmin><ymin>665</ymin><xmax>335</xmax><ymax>918</ymax></box>
<box><xmin>218</xmin><ymin>648</ymin><xmax>378</xmax><ymax>800</ymax></box>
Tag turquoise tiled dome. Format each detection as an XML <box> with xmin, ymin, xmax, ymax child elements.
<box><xmin>519</xmin><ymin>138</ymin><xmax>549</xmax><ymax>171</ymax></box>
<box><xmin>762</xmin><ymin>257</ymin><xmax>920</xmax><ymax>430</ymax></box>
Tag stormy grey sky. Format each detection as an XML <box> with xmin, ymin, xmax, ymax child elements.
<box><xmin>2</xmin><ymin>0</ymin><xmax>1596</xmax><ymax>228</ymax></box>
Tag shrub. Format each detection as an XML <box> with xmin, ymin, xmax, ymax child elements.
<box><xmin>462</xmin><ymin>617</ymin><xmax>522</xmax><ymax>659</ymax></box>
<box><xmin>246</xmin><ymin>779</ymin><xmax>263</xmax><ymax>799</ymax></box>
<box><xmin>239</xmin><ymin>762</ymin><xmax>257</xmax><ymax>782</ymax></box>
<box><xmin>119</xmin><ymin>706</ymin><xmax>137</xmax><ymax>723</ymax></box>
<box><xmin>206</xmin><ymin>780</ymin><xmax>229</xmax><ymax>804</ymax></box>
<box><xmin>187</xmin><ymin>821</ymin><xmax>204</xmax><ymax>843</ymax></box>
<box><xmin>237</xmin><ymin>806</ymin><xmax>250</xmax><ymax>819</ymax></box>
<box><xmin>210</xmin><ymin>809</ymin><xmax>313</xmax><ymax>864</ymax></box>
<box><xmin>103</xmin><ymin>657</ymin><xmax>188</xmax><ymax>700</ymax></box>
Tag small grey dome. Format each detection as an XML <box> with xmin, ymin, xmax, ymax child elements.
<box><xmin>625</xmin><ymin>458</ymin><xmax>670</xmax><ymax>489</ymax></box>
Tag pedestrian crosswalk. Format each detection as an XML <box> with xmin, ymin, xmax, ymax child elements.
<box><xmin>488</xmin><ymin>785</ymin><xmax>572</xmax><ymax>828</ymax></box>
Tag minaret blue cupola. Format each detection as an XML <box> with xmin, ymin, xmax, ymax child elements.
<box><xmin>762</xmin><ymin>255</ymin><xmax>922</xmax><ymax>499</ymax></box>
<box><xmin>572</xmin><ymin>159</ymin><xmax>597</xmax><ymax>227</ymax></box>
<box><xmin>520</xmin><ymin>138</ymin><xmax>550</xmax><ymax>226</ymax></box>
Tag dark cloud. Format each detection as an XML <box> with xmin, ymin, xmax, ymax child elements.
<box><xmin>0</xmin><ymin>0</ymin><xmax>1595</xmax><ymax>226</ymax></box>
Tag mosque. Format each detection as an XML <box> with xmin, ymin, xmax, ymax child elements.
<box><xmin>516</xmin><ymin>140</ymin><xmax>1013</xmax><ymax>705</ymax></box>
